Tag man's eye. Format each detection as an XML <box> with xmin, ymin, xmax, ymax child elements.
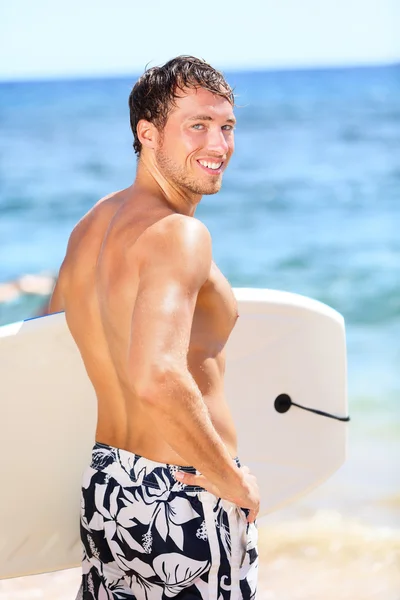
<box><xmin>192</xmin><ymin>124</ymin><xmax>204</xmax><ymax>130</ymax></box>
<box><xmin>222</xmin><ymin>125</ymin><xmax>234</xmax><ymax>131</ymax></box>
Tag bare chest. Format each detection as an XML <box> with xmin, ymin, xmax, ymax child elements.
<box><xmin>190</xmin><ymin>261</ymin><xmax>239</xmax><ymax>355</ymax></box>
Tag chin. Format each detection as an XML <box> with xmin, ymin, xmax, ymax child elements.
<box><xmin>201</xmin><ymin>185</ymin><xmax>222</xmax><ymax>195</ymax></box>
<box><xmin>198</xmin><ymin>179</ymin><xmax>222</xmax><ymax>195</ymax></box>
<box><xmin>182</xmin><ymin>175</ymin><xmax>223</xmax><ymax>196</ymax></box>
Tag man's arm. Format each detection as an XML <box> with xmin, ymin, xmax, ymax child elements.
<box><xmin>128</xmin><ymin>215</ymin><xmax>258</xmax><ymax>513</ymax></box>
<box><xmin>47</xmin><ymin>277</ymin><xmax>64</xmax><ymax>313</ymax></box>
<box><xmin>37</xmin><ymin>276</ymin><xmax>64</xmax><ymax>316</ymax></box>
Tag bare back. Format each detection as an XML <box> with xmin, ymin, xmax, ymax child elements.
<box><xmin>56</xmin><ymin>188</ymin><xmax>239</xmax><ymax>465</ymax></box>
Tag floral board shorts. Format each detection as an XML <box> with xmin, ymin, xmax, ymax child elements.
<box><xmin>75</xmin><ymin>442</ymin><xmax>258</xmax><ymax>600</ymax></box>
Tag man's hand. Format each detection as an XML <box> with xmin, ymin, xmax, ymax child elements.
<box><xmin>175</xmin><ymin>465</ymin><xmax>260</xmax><ymax>523</ymax></box>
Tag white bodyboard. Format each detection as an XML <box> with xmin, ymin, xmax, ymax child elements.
<box><xmin>0</xmin><ymin>288</ymin><xmax>348</xmax><ymax>578</ymax></box>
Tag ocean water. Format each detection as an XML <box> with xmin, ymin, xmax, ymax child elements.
<box><xmin>0</xmin><ymin>65</ymin><xmax>399</xmax><ymax>542</ymax></box>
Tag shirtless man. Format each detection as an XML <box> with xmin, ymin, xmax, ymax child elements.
<box><xmin>49</xmin><ymin>56</ymin><xmax>259</xmax><ymax>600</ymax></box>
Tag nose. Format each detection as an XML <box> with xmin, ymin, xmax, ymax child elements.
<box><xmin>206</xmin><ymin>126</ymin><xmax>230</xmax><ymax>156</ymax></box>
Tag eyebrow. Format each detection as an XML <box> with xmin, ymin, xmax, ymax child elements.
<box><xmin>187</xmin><ymin>114</ymin><xmax>236</xmax><ymax>124</ymax></box>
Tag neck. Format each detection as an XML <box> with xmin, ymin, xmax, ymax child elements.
<box><xmin>134</xmin><ymin>156</ymin><xmax>201</xmax><ymax>217</ymax></box>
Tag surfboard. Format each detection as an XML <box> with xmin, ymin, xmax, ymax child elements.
<box><xmin>0</xmin><ymin>288</ymin><xmax>348</xmax><ymax>579</ymax></box>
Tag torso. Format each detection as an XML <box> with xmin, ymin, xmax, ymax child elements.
<box><xmin>58</xmin><ymin>187</ymin><xmax>239</xmax><ymax>465</ymax></box>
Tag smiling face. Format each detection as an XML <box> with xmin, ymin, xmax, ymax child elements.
<box><xmin>154</xmin><ymin>87</ymin><xmax>235</xmax><ymax>196</ymax></box>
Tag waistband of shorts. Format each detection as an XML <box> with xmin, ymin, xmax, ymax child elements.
<box><xmin>91</xmin><ymin>441</ymin><xmax>241</xmax><ymax>494</ymax></box>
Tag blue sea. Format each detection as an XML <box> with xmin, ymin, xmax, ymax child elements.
<box><xmin>0</xmin><ymin>65</ymin><xmax>399</xmax><ymax>541</ymax></box>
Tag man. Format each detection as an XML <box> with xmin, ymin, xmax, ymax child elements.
<box><xmin>49</xmin><ymin>56</ymin><xmax>259</xmax><ymax>600</ymax></box>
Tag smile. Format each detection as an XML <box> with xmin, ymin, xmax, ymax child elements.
<box><xmin>197</xmin><ymin>160</ymin><xmax>223</xmax><ymax>174</ymax></box>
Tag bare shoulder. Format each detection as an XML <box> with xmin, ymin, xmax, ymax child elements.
<box><xmin>67</xmin><ymin>189</ymin><xmax>126</xmax><ymax>246</ymax></box>
<box><xmin>135</xmin><ymin>214</ymin><xmax>212</xmax><ymax>287</ymax></box>
<box><xmin>139</xmin><ymin>214</ymin><xmax>211</xmax><ymax>261</ymax></box>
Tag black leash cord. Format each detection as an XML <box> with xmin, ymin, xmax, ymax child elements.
<box><xmin>274</xmin><ymin>394</ymin><xmax>350</xmax><ymax>422</ymax></box>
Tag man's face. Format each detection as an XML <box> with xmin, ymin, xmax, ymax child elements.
<box><xmin>154</xmin><ymin>87</ymin><xmax>235</xmax><ymax>196</ymax></box>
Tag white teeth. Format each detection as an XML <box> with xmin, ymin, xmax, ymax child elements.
<box><xmin>199</xmin><ymin>160</ymin><xmax>222</xmax><ymax>170</ymax></box>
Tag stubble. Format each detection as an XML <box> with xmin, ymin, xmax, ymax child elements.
<box><xmin>155</xmin><ymin>145</ymin><xmax>222</xmax><ymax>196</ymax></box>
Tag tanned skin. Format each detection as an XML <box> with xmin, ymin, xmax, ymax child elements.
<box><xmin>48</xmin><ymin>87</ymin><xmax>260</xmax><ymax>522</ymax></box>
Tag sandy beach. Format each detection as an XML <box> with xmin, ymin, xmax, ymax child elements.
<box><xmin>1</xmin><ymin>512</ymin><xmax>399</xmax><ymax>600</ymax></box>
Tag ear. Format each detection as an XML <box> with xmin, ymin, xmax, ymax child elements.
<box><xmin>137</xmin><ymin>119</ymin><xmax>158</xmax><ymax>150</ymax></box>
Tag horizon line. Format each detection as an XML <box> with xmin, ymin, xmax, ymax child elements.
<box><xmin>0</xmin><ymin>58</ymin><xmax>398</xmax><ymax>85</ymax></box>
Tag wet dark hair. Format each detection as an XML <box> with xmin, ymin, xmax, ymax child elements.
<box><xmin>128</xmin><ymin>55</ymin><xmax>234</xmax><ymax>156</ymax></box>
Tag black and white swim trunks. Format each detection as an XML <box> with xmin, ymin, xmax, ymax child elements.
<box><xmin>76</xmin><ymin>442</ymin><xmax>258</xmax><ymax>600</ymax></box>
